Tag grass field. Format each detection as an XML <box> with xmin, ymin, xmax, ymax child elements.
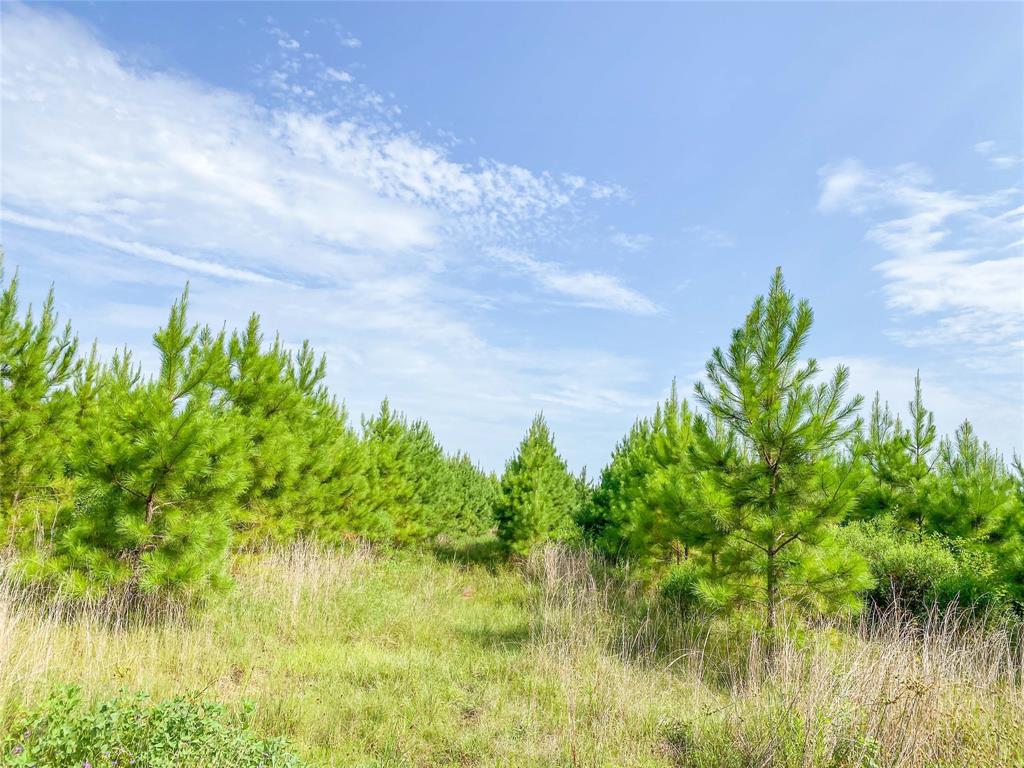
<box><xmin>1</xmin><ymin>542</ymin><xmax>1022</xmax><ymax>767</ymax></box>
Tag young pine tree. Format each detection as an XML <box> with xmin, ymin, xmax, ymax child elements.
<box><xmin>286</xmin><ymin>356</ymin><xmax>369</xmax><ymax>545</ymax></box>
<box><xmin>581</xmin><ymin>416</ymin><xmax>656</xmax><ymax>559</ymax></box>
<box><xmin>924</xmin><ymin>421</ymin><xmax>1019</xmax><ymax>542</ymax></box>
<box><xmin>0</xmin><ymin>266</ymin><xmax>79</xmax><ymax>543</ymax></box>
<box><xmin>361</xmin><ymin>400</ymin><xmax>434</xmax><ymax>543</ymax></box>
<box><xmin>222</xmin><ymin>319</ymin><xmax>369</xmax><ymax>545</ymax></box>
<box><xmin>643</xmin><ymin>384</ymin><xmax>720</xmax><ymax>568</ymax></box>
<box><xmin>45</xmin><ymin>290</ymin><xmax>247</xmax><ymax>600</ymax></box>
<box><xmin>223</xmin><ymin>315</ymin><xmax>306</xmax><ymax>543</ymax></box>
<box><xmin>692</xmin><ymin>268</ymin><xmax>871</xmax><ymax>633</ymax></box>
<box><xmin>496</xmin><ymin>414</ymin><xmax>579</xmax><ymax>555</ymax></box>
<box><xmin>433</xmin><ymin>453</ymin><xmax>500</xmax><ymax>539</ymax></box>
<box><xmin>853</xmin><ymin>373</ymin><xmax>937</xmax><ymax>533</ymax></box>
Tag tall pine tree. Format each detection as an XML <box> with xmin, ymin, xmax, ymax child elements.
<box><xmin>692</xmin><ymin>269</ymin><xmax>871</xmax><ymax>633</ymax></box>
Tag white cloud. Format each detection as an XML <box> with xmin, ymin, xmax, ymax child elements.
<box><xmin>990</xmin><ymin>155</ymin><xmax>1023</xmax><ymax>170</ymax></box>
<box><xmin>324</xmin><ymin>67</ymin><xmax>354</xmax><ymax>83</ymax></box>
<box><xmin>610</xmin><ymin>230</ymin><xmax>653</xmax><ymax>251</ymax></box>
<box><xmin>1</xmin><ymin>210</ymin><xmax>278</xmax><ymax>284</ymax></box>
<box><xmin>490</xmin><ymin>248</ymin><xmax>660</xmax><ymax>316</ymax></box>
<box><xmin>972</xmin><ymin>139</ymin><xmax>1022</xmax><ymax>170</ymax></box>
<box><xmin>340</xmin><ymin>35</ymin><xmax>361</xmax><ymax>49</ymax></box>
<box><xmin>0</xmin><ymin>5</ymin><xmax>658</xmax><ymax>471</ymax></box>
<box><xmin>817</xmin><ymin>159</ymin><xmax>1024</xmax><ymax>362</ymax></box>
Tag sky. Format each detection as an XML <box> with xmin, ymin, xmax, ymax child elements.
<box><xmin>1</xmin><ymin>2</ymin><xmax>1022</xmax><ymax>472</ymax></box>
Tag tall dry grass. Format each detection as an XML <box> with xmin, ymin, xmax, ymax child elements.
<box><xmin>0</xmin><ymin>540</ymin><xmax>375</xmax><ymax>725</ymax></box>
<box><xmin>0</xmin><ymin>541</ymin><xmax>1020</xmax><ymax>766</ymax></box>
<box><xmin>525</xmin><ymin>544</ymin><xmax>1024</xmax><ymax>768</ymax></box>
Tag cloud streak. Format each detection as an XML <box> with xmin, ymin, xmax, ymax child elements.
<box><xmin>490</xmin><ymin>248</ymin><xmax>660</xmax><ymax>315</ymax></box>
<box><xmin>0</xmin><ymin>4</ymin><xmax>660</xmax><ymax>470</ymax></box>
<box><xmin>818</xmin><ymin>159</ymin><xmax>1024</xmax><ymax>364</ymax></box>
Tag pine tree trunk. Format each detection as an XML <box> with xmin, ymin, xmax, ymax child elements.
<box><xmin>765</xmin><ymin>550</ymin><xmax>778</xmax><ymax>665</ymax></box>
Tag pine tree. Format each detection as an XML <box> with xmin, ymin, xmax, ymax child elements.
<box><xmin>0</xmin><ymin>265</ymin><xmax>79</xmax><ymax>545</ymax></box>
<box><xmin>434</xmin><ymin>453</ymin><xmax>499</xmax><ymax>539</ymax></box>
<box><xmin>223</xmin><ymin>315</ymin><xmax>305</xmax><ymax>543</ymax></box>
<box><xmin>43</xmin><ymin>289</ymin><xmax>246</xmax><ymax>599</ymax></box>
<box><xmin>644</xmin><ymin>384</ymin><xmax>717</xmax><ymax>567</ymax></box>
<box><xmin>692</xmin><ymin>269</ymin><xmax>870</xmax><ymax>634</ymax></box>
<box><xmin>852</xmin><ymin>374</ymin><xmax>938</xmax><ymax>535</ymax></box>
<box><xmin>222</xmin><ymin>318</ymin><xmax>369</xmax><ymax>545</ymax></box>
<box><xmin>924</xmin><ymin>421</ymin><xmax>1018</xmax><ymax>542</ymax></box>
<box><xmin>286</xmin><ymin>357</ymin><xmax>369</xmax><ymax>545</ymax></box>
<box><xmin>361</xmin><ymin>400</ymin><xmax>430</xmax><ymax>542</ymax></box>
<box><xmin>495</xmin><ymin>414</ymin><xmax>579</xmax><ymax>555</ymax></box>
<box><xmin>581</xmin><ymin>416</ymin><xmax>656</xmax><ymax>558</ymax></box>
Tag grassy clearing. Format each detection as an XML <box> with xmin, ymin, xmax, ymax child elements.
<box><xmin>1</xmin><ymin>542</ymin><xmax>1022</xmax><ymax>767</ymax></box>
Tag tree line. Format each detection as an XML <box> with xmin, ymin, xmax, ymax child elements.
<box><xmin>2</xmin><ymin>260</ymin><xmax>1022</xmax><ymax>627</ymax></box>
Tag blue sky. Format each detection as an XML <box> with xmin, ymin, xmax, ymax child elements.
<box><xmin>2</xmin><ymin>2</ymin><xmax>1022</xmax><ymax>471</ymax></box>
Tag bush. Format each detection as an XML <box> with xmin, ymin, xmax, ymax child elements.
<box><xmin>2</xmin><ymin>686</ymin><xmax>307</xmax><ymax>768</ymax></box>
<box><xmin>841</xmin><ymin>519</ymin><xmax>1009</xmax><ymax>616</ymax></box>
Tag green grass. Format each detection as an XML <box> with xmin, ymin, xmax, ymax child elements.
<box><xmin>1</xmin><ymin>542</ymin><xmax>1022</xmax><ymax>767</ymax></box>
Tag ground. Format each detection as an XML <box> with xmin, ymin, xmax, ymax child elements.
<box><xmin>1</xmin><ymin>542</ymin><xmax>1020</xmax><ymax>767</ymax></box>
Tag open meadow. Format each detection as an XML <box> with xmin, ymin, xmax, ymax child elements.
<box><xmin>2</xmin><ymin>542</ymin><xmax>1021</xmax><ymax>767</ymax></box>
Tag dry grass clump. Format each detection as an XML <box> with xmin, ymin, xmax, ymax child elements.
<box><xmin>0</xmin><ymin>541</ymin><xmax>1019</xmax><ymax>767</ymax></box>
<box><xmin>525</xmin><ymin>544</ymin><xmax>1024</xmax><ymax>768</ymax></box>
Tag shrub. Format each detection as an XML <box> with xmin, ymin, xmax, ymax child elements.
<box><xmin>841</xmin><ymin>519</ymin><xmax>1009</xmax><ymax>616</ymax></box>
<box><xmin>2</xmin><ymin>686</ymin><xmax>307</xmax><ymax>768</ymax></box>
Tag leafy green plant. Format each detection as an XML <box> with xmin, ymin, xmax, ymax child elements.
<box><xmin>2</xmin><ymin>686</ymin><xmax>306</xmax><ymax>767</ymax></box>
<box><xmin>842</xmin><ymin>519</ymin><xmax>1010</xmax><ymax>616</ymax></box>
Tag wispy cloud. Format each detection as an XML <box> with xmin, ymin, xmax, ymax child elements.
<box><xmin>324</xmin><ymin>67</ymin><xmax>354</xmax><ymax>83</ymax></box>
<box><xmin>818</xmin><ymin>158</ymin><xmax>1024</xmax><ymax>365</ymax></box>
<box><xmin>490</xmin><ymin>248</ymin><xmax>660</xmax><ymax>315</ymax></box>
<box><xmin>610</xmin><ymin>230</ymin><xmax>653</xmax><ymax>251</ymax></box>
<box><xmin>973</xmin><ymin>139</ymin><xmax>1023</xmax><ymax>170</ymax></box>
<box><xmin>0</xmin><ymin>5</ymin><xmax>658</xmax><ymax>470</ymax></box>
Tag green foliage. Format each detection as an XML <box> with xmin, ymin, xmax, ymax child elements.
<box><xmin>361</xmin><ymin>400</ymin><xmax>437</xmax><ymax>543</ymax></box>
<box><xmin>0</xmin><ymin>264</ymin><xmax>78</xmax><ymax>544</ymax></box>
<box><xmin>433</xmin><ymin>453</ymin><xmax>500</xmax><ymax>539</ymax></box>
<box><xmin>657</xmin><ymin>559</ymin><xmax>704</xmax><ymax>614</ymax></box>
<box><xmin>924</xmin><ymin>421</ymin><xmax>1019</xmax><ymax>542</ymax></box>
<box><xmin>691</xmin><ymin>269</ymin><xmax>871</xmax><ymax>630</ymax></box>
<box><xmin>35</xmin><ymin>289</ymin><xmax>247</xmax><ymax>599</ymax></box>
<box><xmin>580</xmin><ymin>416</ymin><xmax>656</xmax><ymax>557</ymax></box>
<box><xmin>584</xmin><ymin>383</ymin><xmax>711</xmax><ymax>574</ymax></box>
<box><xmin>4</xmin><ymin>257</ymin><xmax>1023</xmax><ymax>620</ymax></box>
<box><xmin>496</xmin><ymin>414</ymin><xmax>580</xmax><ymax>554</ymax></box>
<box><xmin>841</xmin><ymin>519</ymin><xmax>1010</xmax><ymax>615</ymax></box>
<box><xmin>2</xmin><ymin>686</ymin><xmax>306</xmax><ymax>767</ymax></box>
<box><xmin>223</xmin><ymin>317</ymin><xmax>368</xmax><ymax>546</ymax></box>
